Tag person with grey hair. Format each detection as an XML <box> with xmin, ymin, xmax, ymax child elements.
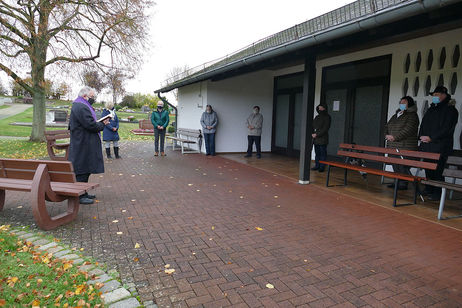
<box><xmin>150</xmin><ymin>100</ymin><xmax>170</xmax><ymax>156</ymax></box>
<box><xmin>68</xmin><ymin>86</ymin><xmax>110</xmax><ymax>204</ymax></box>
<box><xmin>102</xmin><ymin>101</ymin><xmax>121</xmax><ymax>159</ymax></box>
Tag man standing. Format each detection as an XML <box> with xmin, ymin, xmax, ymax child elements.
<box><xmin>245</xmin><ymin>106</ymin><xmax>263</xmax><ymax>158</ymax></box>
<box><xmin>419</xmin><ymin>86</ymin><xmax>458</xmax><ymax>200</ymax></box>
<box><xmin>151</xmin><ymin>101</ymin><xmax>170</xmax><ymax>156</ymax></box>
<box><xmin>311</xmin><ymin>104</ymin><xmax>331</xmax><ymax>173</ymax></box>
<box><xmin>68</xmin><ymin>86</ymin><xmax>109</xmax><ymax>205</ymax></box>
<box><xmin>200</xmin><ymin>104</ymin><xmax>218</xmax><ymax>156</ymax></box>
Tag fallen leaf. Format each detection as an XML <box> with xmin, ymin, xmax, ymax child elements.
<box><xmin>80</xmin><ymin>248</ymin><xmax>84</xmax><ymax>251</ymax></box>
<box><xmin>211</xmin><ymin>226</ymin><xmax>215</xmax><ymax>230</ymax></box>
<box><xmin>16</xmin><ymin>206</ymin><xmax>23</xmax><ymax>209</ymax></box>
<box><xmin>188</xmin><ymin>184</ymin><xmax>193</xmax><ymax>186</ymax></box>
<box><xmin>164</xmin><ymin>269</ymin><xmax>175</xmax><ymax>275</ymax></box>
<box><xmin>95</xmin><ymin>200</ymin><xmax>100</xmax><ymax>203</ymax></box>
<box><xmin>134</xmin><ymin>243</ymin><xmax>141</xmax><ymax>249</ymax></box>
<box><xmin>266</xmin><ymin>283</ymin><xmax>274</xmax><ymax>289</ymax></box>
<box><xmin>32</xmin><ymin>299</ymin><xmax>40</xmax><ymax>308</ymax></box>
<box><xmin>196</xmin><ymin>189</ymin><xmax>200</xmax><ymax>192</ymax></box>
<box><xmin>75</xmin><ymin>285</ymin><xmax>85</xmax><ymax>295</ymax></box>
<box><xmin>54</xmin><ymin>294</ymin><xmax>63</xmax><ymax>303</ymax></box>
<box><xmin>77</xmin><ymin>299</ymin><xmax>86</xmax><ymax>306</ymax></box>
<box><xmin>133</xmin><ymin>257</ymin><xmax>139</xmax><ymax>262</ymax></box>
<box><xmin>255</xmin><ymin>227</ymin><xmax>263</xmax><ymax>231</ymax></box>
<box><xmin>116</xmin><ymin>232</ymin><xmax>123</xmax><ymax>235</ymax></box>
<box><xmin>240</xmin><ymin>196</ymin><xmax>244</xmax><ymax>199</ymax></box>
<box><xmin>0</xmin><ymin>299</ymin><xmax>5</xmax><ymax>307</ymax></box>
<box><xmin>121</xmin><ymin>210</ymin><xmax>127</xmax><ymax>213</ymax></box>
<box><xmin>139</xmin><ymin>189</ymin><xmax>145</xmax><ymax>192</ymax></box>
<box><xmin>93</xmin><ymin>216</ymin><xmax>97</xmax><ymax>219</ymax></box>
<box><xmin>127</xmin><ymin>217</ymin><xmax>133</xmax><ymax>220</ymax></box>
<box><xmin>274</xmin><ymin>196</ymin><xmax>278</xmax><ymax>199</ymax></box>
<box><xmin>112</xmin><ymin>220</ymin><xmax>119</xmax><ymax>223</ymax></box>
<box><xmin>131</xmin><ymin>199</ymin><xmax>136</xmax><ymax>202</ymax></box>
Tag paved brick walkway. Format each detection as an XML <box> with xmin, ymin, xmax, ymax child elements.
<box><xmin>1</xmin><ymin>141</ymin><xmax>462</xmax><ymax>307</ymax></box>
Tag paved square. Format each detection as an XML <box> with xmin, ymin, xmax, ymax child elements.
<box><xmin>1</xmin><ymin>141</ymin><xmax>462</xmax><ymax>307</ymax></box>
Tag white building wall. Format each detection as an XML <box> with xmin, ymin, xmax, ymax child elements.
<box><xmin>177</xmin><ymin>71</ymin><xmax>274</xmax><ymax>153</ymax></box>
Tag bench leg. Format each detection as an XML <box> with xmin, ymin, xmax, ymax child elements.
<box><xmin>438</xmin><ymin>187</ymin><xmax>447</xmax><ymax>220</ymax></box>
<box><xmin>344</xmin><ymin>169</ymin><xmax>348</xmax><ymax>186</ymax></box>
<box><xmin>31</xmin><ymin>164</ymin><xmax>80</xmax><ymax>230</ymax></box>
<box><xmin>393</xmin><ymin>178</ymin><xmax>399</xmax><ymax>207</ymax></box>
<box><xmin>413</xmin><ymin>182</ymin><xmax>418</xmax><ymax>204</ymax></box>
<box><xmin>326</xmin><ymin>165</ymin><xmax>331</xmax><ymax>187</ymax></box>
<box><xmin>0</xmin><ymin>189</ymin><xmax>4</xmax><ymax>211</ymax></box>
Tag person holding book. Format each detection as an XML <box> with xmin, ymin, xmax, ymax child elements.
<box><xmin>68</xmin><ymin>86</ymin><xmax>110</xmax><ymax>205</ymax></box>
<box><xmin>102</xmin><ymin>101</ymin><xmax>121</xmax><ymax>159</ymax></box>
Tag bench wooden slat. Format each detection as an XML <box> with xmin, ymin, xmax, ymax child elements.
<box><xmin>1</xmin><ymin>169</ymin><xmax>75</xmax><ymax>182</ymax></box>
<box><xmin>320</xmin><ymin>161</ymin><xmax>417</xmax><ymax>182</ymax></box>
<box><xmin>442</xmin><ymin>168</ymin><xmax>462</xmax><ymax>179</ymax></box>
<box><xmin>446</xmin><ymin>156</ymin><xmax>462</xmax><ymax>166</ymax></box>
<box><xmin>337</xmin><ymin>150</ymin><xmax>437</xmax><ymax>170</ymax></box>
<box><xmin>45</xmin><ymin>129</ymin><xmax>70</xmax><ymax>136</ymax></box>
<box><xmin>339</xmin><ymin>143</ymin><xmax>441</xmax><ymax>160</ymax></box>
<box><xmin>421</xmin><ymin>179</ymin><xmax>462</xmax><ymax>192</ymax></box>
<box><xmin>0</xmin><ymin>159</ymin><xmax>74</xmax><ymax>173</ymax></box>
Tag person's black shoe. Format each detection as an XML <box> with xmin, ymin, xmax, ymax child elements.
<box><xmin>79</xmin><ymin>197</ymin><xmax>94</xmax><ymax>205</ymax></box>
<box><xmin>211</xmin><ymin>153</ymin><xmax>216</xmax><ymax>156</ymax></box>
<box><xmin>206</xmin><ymin>153</ymin><xmax>210</xmax><ymax>156</ymax></box>
<box><xmin>311</xmin><ymin>167</ymin><xmax>319</xmax><ymax>171</ymax></box>
<box><xmin>105</xmin><ymin>148</ymin><xmax>112</xmax><ymax>159</ymax></box>
<box><xmin>114</xmin><ymin>147</ymin><xmax>121</xmax><ymax>159</ymax></box>
<box><xmin>86</xmin><ymin>194</ymin><xmax>96</xmax><ymax>199</ymax></box>
<box><xmin>257</xmin><ymin>155</ymin><xmax>261</xmax><ymax>159</ymax></box>
<box><xmin>244</xmin><ymin>154</ymin><xmax>252</xmax><ymax>158</ymax></box>
<box><xmin>318</xmin><ymin>168</ymin><xmax>325</xmax><ymax>173</ymax></box>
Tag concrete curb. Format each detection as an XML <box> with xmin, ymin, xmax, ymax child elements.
<box><xmin>6</xmin><ymin>226</ymin><xmax>156</xmax><ymax>308</ymax></box>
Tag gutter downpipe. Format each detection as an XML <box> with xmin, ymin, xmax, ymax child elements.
<box><xmin>156</xmin><ymin>0</ymin><xmax>458</xmax><ymax>93</ymax></box>
<box><xmin>157</xmin><ymin>92</ymin><xmax>178</xmax><ymax>133</ymax></box>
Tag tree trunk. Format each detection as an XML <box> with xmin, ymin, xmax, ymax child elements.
<box><xmin>30</xmin><ymin>89</ymin><xmax>46</xmax><ymax>142</ymax></box>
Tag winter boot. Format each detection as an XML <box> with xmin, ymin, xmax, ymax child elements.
<box><xmin>105</xmin><ymin>147</ymin><xmax>112</xmax><ymax>159</ymax></box>
<box><xmin>114</xmin><ymin>147</ymin><xmax>121</xmax><ymax>159</ymax></box>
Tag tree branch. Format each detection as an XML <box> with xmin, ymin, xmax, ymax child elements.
<box><xmin>0</xmin><ymin>63</ymin><xmax>33</xmax><ymax>93</ymax></box>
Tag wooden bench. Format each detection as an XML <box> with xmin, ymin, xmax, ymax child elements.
<box><xmin>130</xmin><ymin>119</ymin><xmax>154</xmax><ymax>136</ymax></box>
<box><xmin>45</xmin><ymin>130</ymin><xmax>70</xmax><ymax>161</ymax></box>
<box><xmin>0</xmin><ymin>159</ymin><xmax>99</xmax><ymax>230</ymax></box>
<box><xmin>422</xmin><ymin>156</ymin><xmax>462</xmax><ymax>220</ymax></box>
<box><xmin>166</xmin><ymin>128</ymin><xmax>202</xmax><ymax>154</ymax></box>
<box><xmin>320</xmin><ymin>143</ymin><xmax>440</xmax><ymax>207</ymax></box>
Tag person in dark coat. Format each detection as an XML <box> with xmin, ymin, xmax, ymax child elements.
<box><xmin>311</xmin><ymin>104</ymin><xmax>331</xmax><ymax>172</ymax></box>
<box><xmin>419</xmin><ymin>86</ymin><xmax>459</xmax><ymax>200</ymax></box>
<box><xmin>200</xmin><ymin>104</ymin><xmax>218</xmax><ymax>156</ymax></box>
<box><xmin>102</xmin><ymin>101</ymin><xmax>121</xmax><ymax>159</ymax></box>
<box><xmin>385</xmin><ymin>96</ymin><xmax>420</xmax><ymax>190</ymax></box>
<box><xmin>68</xmin><ymin>86</ymin><xmax>110</xmax><ymax>204</ymax></box>
<box><xmin>151</xmin><ymin>101</ymin><xmax>170</xmax><ymax>156</ymax></box>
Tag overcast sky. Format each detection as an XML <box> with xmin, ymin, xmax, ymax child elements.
<box><xmin>0</xmin><ymin>0</ymin><xmax>355</xmax><ymax>102</ymax></box>
<box><xmin>125</xmin><ymin>0</ymin><xmax>355</xmax><ymax>100</ymax></box>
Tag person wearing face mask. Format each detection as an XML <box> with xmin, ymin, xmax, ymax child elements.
<box><xmin>151</xmin><ymin>101</ymin><xmax>170</xmax><ymax>156</ymax></box>
<box><xmin>68</xmin><ymin>86</ymin><xmax>110</xmax><ymax>205</ymax></box>
<box><xmin>384</xmin><ymin>96</ymin><xmax>419</xmax><ymax>190</ymax></box>
<box><xmin>200</xmin><ymin>104</ymin><xmax>218</xmax><ymax>156</ymax></box>
<box><xmin>311</xmin><ymin>104</ymin><xmax>331</xmax><ymax>173</ymax></box>
<box><xmin>419</xmin><ymin>86</ymin><xmax>458</xmax><ymax>200</ymax></box>
<box><xmin>102</xmin><ymin>101</ymin><xmax>121</xmax><ymax>159</ymax></box>
<box><xmin>245</xmin><ymin>106</ymin><xmax>263</xmax><ymax>158</ymax></box>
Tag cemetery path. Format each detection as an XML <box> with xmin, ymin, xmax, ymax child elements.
<box><xmin>0</xmin><ymin>103</ymin><xmax>32</xmax><ymax>120</ymax></box>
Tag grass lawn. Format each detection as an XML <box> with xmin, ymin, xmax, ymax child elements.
<box><xmin>0</xmin><ymin>225</ymin><xmax>103</xmax><ymax>307</ymax></box>
<box><xmin>0</xmin><ymin>105</ymin><xmax>10</xmax><ymax>110</ymax></box>
<box><xmin>0</xmin><ymin>140</ymin><xmax>49</xmax><ymax>159</ymax></box>
<box><xmin>0</xmin><ymin>108</ymin><xmax>63</xmax><ymax>137</ymax></box>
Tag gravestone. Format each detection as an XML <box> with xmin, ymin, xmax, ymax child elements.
<box><xmin>54</xmin><ymin>110</ymin><xmax>68</xmax><ymax>122</ymax></box>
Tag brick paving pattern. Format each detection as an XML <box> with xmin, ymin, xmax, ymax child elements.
<box><xmin>1</xmin><ymin>141</ymin><xmax>462</xmax><ymax>307</ymax></box>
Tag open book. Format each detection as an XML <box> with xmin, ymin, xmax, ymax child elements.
<box><xmin>97</xmin><ymin>114</ymin><xmax>112</xmax><ymax>122</ymax></box>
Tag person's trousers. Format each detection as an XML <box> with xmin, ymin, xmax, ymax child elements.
<box><xmin>204</xmin><ymin>133</ymin><xmax>216</xmax><ymax>155</ymax></box>
<box><xmin>76</xmin><ymin>173</ymin><xmax>90</xmax><ymax>198</ymax></box>
<box><xmin>314</xmin><ymin>144</ymin><xmax>327</xmax><ymax>170</ymax></box>
<box><xmin>425</xmin><ymin>155</ymin><xmax>448</xmax><ymax>194</ymax></box>
<box><xmin>105</xmin><ymin>140</ymin><xmax>119</xmax><ymax>148</ymax></box>
<box><xmin>154</xmin><ymin>129</ymin><xmax>166</xmax><ymax>153</ymax></box>
<box><xmin>247</xmin><ymin>135</ymin><xmax>261</xmax><ymax>156</ymax></box>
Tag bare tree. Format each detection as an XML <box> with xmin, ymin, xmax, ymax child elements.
<box><xmin>0</xmin><ymin>0</ymin><xmax>153</xmax><ymax>141</ymax></box>
<box><xmin>0</xmin><ymin>79</ymin><xmax>6</xmax><ymax>95</ymax></box>
<box><xmin>81</xmin><ymin>70</ymin><xmax>106</xmax><ymax>93</ymax></box>
<box><xmin>165</xmin><ymin>65</ymin><xmax>190</xmax><ymax>101</ymax></box>
<box><xmin>106</xmin><ymin>69</ymin><xmax>131</xmax><ymax>106</ymax></box>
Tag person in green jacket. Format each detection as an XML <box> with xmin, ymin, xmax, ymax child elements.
<box><xmin>151</xmin><ymin>101</ymin><xmax>169</xmax><ymax>156</ymax></box>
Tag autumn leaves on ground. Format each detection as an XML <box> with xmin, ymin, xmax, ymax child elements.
<box><xmin>0</xmin><ymin>225</ymin><xmax>103</xmax><ymax>307</ymax></box>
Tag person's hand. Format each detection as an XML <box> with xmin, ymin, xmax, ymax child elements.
<box><xmin>249</xmin><ymin>125</ymin><xmax>254</xmax><ymax>129</ymax></box>
<box><xmin>103</xmin><ymin>119</ymin><xmax>110</xmax><ymax>125</ymax></box>
<box><xmin>157</xmin><ymin>125</ymin><xmax>161</xmax><ymax>130</ymax></box>
<box><xmin>420</xmin><ymin>136</ymin><xmax>431</xmax><ymax>143</ymax></box>
<box><xmin>385</xmin><ymin>135</ymin><xmax>395</xmax><ymax>142</ymax></box>
<box><xmin>112</xmin><ymin>127</ymin><xmax>117</xmax><ymax>132</ymax></box>
<box><xmin>312</xmin><ymin>133</ymin><xmax>317</xmax><ymax>138</ymax></box>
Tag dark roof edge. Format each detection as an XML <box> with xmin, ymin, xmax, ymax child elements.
<box><xmin>155</xmin><ymin>0</ymin><xmax>457</xmax><ymax>93</ymax></box>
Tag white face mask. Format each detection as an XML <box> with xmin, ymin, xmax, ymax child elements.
<box><xmin>253</xmin><ymin>109</ymin><xmax>258</xmax><ymax>114</ymax></box>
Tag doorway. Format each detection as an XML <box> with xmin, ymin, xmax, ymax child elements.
<box><xmin>321</xmin><ymin>56</ymin><xmax>391</xmax><ymax>157</ymax></box>
<box><xmin>272</xmin><ymin>73</ymin><xmax>304</xmax><ymax>157</ymax></box>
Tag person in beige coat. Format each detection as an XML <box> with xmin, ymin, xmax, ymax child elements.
<box><xmin>245</xmin><ymin>106</ymin><xmax>263</xmax><ymax>158</ymax></box>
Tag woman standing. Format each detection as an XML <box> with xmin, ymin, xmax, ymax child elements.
<box><xmin>200</xmin><ymin>105</ymin><xmax>218</xmax><ymax>155</ymax></box>
<box><xmin>385</xmin><ymin>96</ymin><xmax>419</xmax><ymax>190</ymax></box>
<box><xmin>151</xmin><ymin>101</ymin><xmax>170</xmax><ymax>156</ymax></box>
<box><xmin>102</xmin><ymin>101</ymin><xmax>121</xmax><ymax>159</ymax></box>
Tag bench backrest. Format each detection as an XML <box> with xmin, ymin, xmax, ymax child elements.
<box><xmin>139</xmin><ymin>119</ymin><xmax>154</xmax><ymax>130</ymax></box>
<box><xmin>177</xmin><ymin>128</ymin><xmax>202</xmax><ymax>138</ymax></box>
<box><xmin>443</xmin><ymin>156</ymin><xmax>462</xmax><ymax>179</ymax></box>
<box><xmin>45</xmin><ymin>130</ymin><xmax>70</xmax><ymax>141</ymax></box>
<box><xmin>338</xmin><ymin>143</ymin><xmax>440</xmax><ymax>170</ymax></box>
<box><xmin>0</xmin><ymin>159</ymin><xmax>76</xmax><ymax>182</ymax></box>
